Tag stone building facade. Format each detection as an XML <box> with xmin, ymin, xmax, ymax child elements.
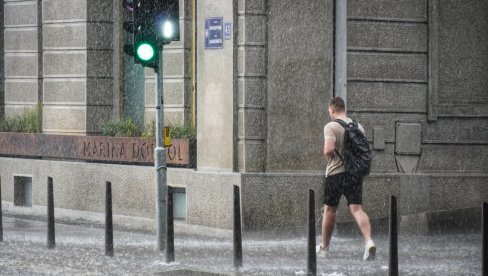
<box><xmin>0</xmin><ymin>0</ymin><xmax>487</xmax><ymax>233</ymax></box>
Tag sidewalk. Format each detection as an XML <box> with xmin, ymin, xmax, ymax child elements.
<box><xmin>0</xmin><ymin>216</ymin><xmax>482</xmax><ymax>275</ymax></box>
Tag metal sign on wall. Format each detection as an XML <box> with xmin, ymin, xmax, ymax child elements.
<box><xmin>0</xmin><ymin>133</ymin><xmax>195</xmax><ymax>167</ymax></box>
<box><xmin>205</xmin><ymin>17</ymin><xmax>223</xmax><ymax>49</ymax></box>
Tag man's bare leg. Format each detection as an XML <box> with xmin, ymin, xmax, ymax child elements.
<box><xmin>349</xmin><ymin>204</ymin><xmax>372</xmax><ymax>242</ymax></box>
<box><xmin>321</xmin><ymin>205</ymin><xmax>338</xmax><ymax>249</ymax></box>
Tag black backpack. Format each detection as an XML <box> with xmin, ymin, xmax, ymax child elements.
<box><xmin>334</xmin><ymin>119</ymin><xmax>372</xmax><ymax>178</ymax></box>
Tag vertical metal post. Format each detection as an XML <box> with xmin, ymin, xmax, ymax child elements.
<box><xmin>233</xmin><ymin>185</ymin><xmax>243</xmax><ymax>268</ymax></box>
<box><xmin>307</xmin><ymin>189</ymin><xmax>317</xmax><ymax>276</ymax></box>
<box><xmin>389</xmin><ymin>195</ymin><xmax>398</xmax><ymax>276</ymax></box>
<box><xmin>334</xmin><ymin>0</ymin><xmax>347</xmax><ymax>107</ymax></box>
<box><xmin>165</xmin><ymin>186</ymin><xmax>174</xmax><ymax>263</ymax></box>
<box><xmin>155</xmin><ymin>52</ymin><xmax>167</xmax><ymax>251</ymax></box>
<box><xmin>483</xmin><ymin>202</ymin><xmax>487</xmax><ymax>276</ymax></box>
<box><xmin>105</xmin><ymin>181</ymin><xmax>114</xmax><ymax>257</ymax></box>
<box><xmin>0</xmin><ymin>175</ymin><xmax>3</xmax><ymax>242</ymax></box>
<box><xmin>47</xmin><ymin>177</ymin><xmax>55</xmax><ymax>249</ymax></box>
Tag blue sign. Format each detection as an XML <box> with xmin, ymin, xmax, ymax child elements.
<box><xmin>205</xmin><ymin>17</ymin><xmax>223</xmax><ymax>49</ymax></box>
<box><xmin>224</xmin><ymin>23</ymin><xmax>232</xmax><ymax>40</ymax></box>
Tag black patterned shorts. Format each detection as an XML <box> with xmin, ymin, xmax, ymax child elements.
<box><xmin>323</xmin><ymin>172</ymin><xmax>363</xmax><ymax>206</ymax></box>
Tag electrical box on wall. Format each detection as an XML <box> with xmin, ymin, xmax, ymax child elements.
<box><xmin>395</xmin><ymin>123</ymin><xmax>422</xmax><ymax>155</ymax></box>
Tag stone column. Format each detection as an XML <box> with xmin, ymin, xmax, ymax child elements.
<box><xmin>196</xmin><ymin>0</ymin><xmax>236</xmax><ymax>171</ymax></box>
<box><xmin>237</xmin><ymin>0</ymin><xmax>267</xmax><ymax>172</ymax></box>
<box><xmin>42</xmin><ymin>0</ymin><xmax>113</xmax><ymax>135</ymax></box>
<box><xmin>144</xmin><ymin>0</ymin><xmax>192</xmax><ymax>127</ymax></box>
<box><xmin>4</xmin><ymin>0</ymin><xmax>42</xmax><ymax>116</ymax></box>
<box><xmin>0</xmin><ymin>0</ymin><xmax>4</xmax><ymax>116</ymax></box>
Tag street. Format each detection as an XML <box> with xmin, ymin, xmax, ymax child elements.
<box><xmin>0</xmin><ymin>216</ymin><xmax>482</xmax><ymax>275</ymax></box>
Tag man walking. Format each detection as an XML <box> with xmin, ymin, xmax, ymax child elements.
<box><xmin>317</xmin><ymin>96</ymin><xmax>376</xmax><ymax>261</ymax></box>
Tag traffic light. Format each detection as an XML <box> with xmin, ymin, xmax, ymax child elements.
<box><xmin>123</xmin><ymin>0</ymin><xmax>180</xmax><ymax>69</ymax></box>
<box><xmin>133</xmin><ymin>0</ymin><xmax>159</xmax><ymax>68</ymax></box>
<box><xmin>123</xmin><ymin>0</ymin><xmax>135</xmax><ymax>57</ymax></box>
<box><xmin>155</xmin><ymin>0</ymin><xmax>180</xmax><ymax>43</ymax></box>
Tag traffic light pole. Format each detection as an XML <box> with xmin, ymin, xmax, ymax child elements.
<box><xmin>155</xmin><ymin>51</ymin><xmax>167</xmax><ymax>252</ymax></box>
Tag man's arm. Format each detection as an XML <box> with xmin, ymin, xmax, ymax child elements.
<box><xmin>323</xmin><ymin>139</ymin><xmax>335</xmax><ymax>161</ymax></box>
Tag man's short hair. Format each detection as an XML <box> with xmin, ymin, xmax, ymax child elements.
<box><xmin>329</xmin><ymin>97</ymin><xmax>345</xmax><ymax>112</ymax></box>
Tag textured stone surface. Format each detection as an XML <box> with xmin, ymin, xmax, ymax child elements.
<box><xmin>348</xmin><ymin>82</ymin><xmax>427</xmax><ymax>112</ymax></box>
<box><xmin>238</xmin><ymin>0</ymin><xmax>266</xmax><ymax>14</ymax></box>
<box><xmin>348</xmin><ymin>0</ymin><xmax>427</xmax><ymax>21</ymax></box>
<box><xmin>240</xmin><ymin>173</ymin><xmax>325</xmax><ymax>231</ymax></box>
<box><xmin>238</xmin><ymin>78</ymin><xmax>266</xmax><ymax>107</ymax></box>
<box><xmin>238</xmin><ymin>108</ymin><xmax>266</xmax><ymax>139</ymax></box>
<box><xmin>429</xmin><ymin>174</ymin><xmax>488</xmax><ymax>210</ymax></box>
<box><xmin>437</xmin><ymin>0</ymin><xmax>488</xmax><ymax>103</ymax></box>
<box><xmin>238</xmin><ymin>140</ymin><xmax>266</xmax><ymax>172</ymax></box>
<box><xmin>266</xmin><ymin>0</ymin><xmax>332</xmax><ymax>171</ymax></box>
<box><xmin>4</xmin><ymin>28</ymin><xmax>38</xmax><ymax>51</ymax></box>
<box><xmin>86</xmin><ymin>105</ymin><xmax>113</xmax><ymax>133</ymax></box>
<box><xmin>238</xmin><ymin>14</ymin><xmax>266</xmax><ymax>46</ymax></box>
<box><xmin>4</xmin><ymin>1</ymin><xmax>38</xmax><ymax>26</ymax></box>
<box><xmin>43</xmin><ymin>106</ymin><xmax>86</xmax><ymax>134</ymax></box>
<box><xmin>0</xmin><ymin>158</ymin><xmax>154</xmax><ymax>218</ymax></box>
<box><xmin>423</xmin><ymin>118</ymin><xmax>488</xmax><ymax>143</ymax></box>
<box><xmin>399</xmin><ymin>174</ymin><xmax>430</xmax><ymax>215</ymax></box>
<box><xmin>187</xmin><ymin>172</ymin><xmax>240</xmax><ymax>229</ymax></box>
<box><xmin>43</xmin><ymin>51</ymin><xmax>86</xmax><ymax>77</ymax></box>
<box><xmin>419</xmin><ymin>145</ymin><xmax>488</xmax><ymax>173</ymax></box>
<box><xmin>348</xmin><ymin>21</ymin><xmax>427</xmax><ymax>51</ymax></box>
<box><xmin>238</xmin><ymin>47</ymin><xmax>266</xmax><ymax>77</ymax></box>
<box><xmin>348</xmin><ymin>52</ymin><xmax>427</xmax><ymax>81</ymax></box>
<box><xmin>43</xmin><ymin>0</ymin><xmax>87</xmax><ymax>22</ymax></box>
<box><xmin>4</xmin><ymin>53</ymin><xmax>38</xmax><ymax>77</ymax></box>
<box><xmin>5</xmin><ymin>80</ymin><xmax>39</xmax><ymax>103</ymax></box>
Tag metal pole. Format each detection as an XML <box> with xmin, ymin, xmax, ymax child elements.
<box><xmin>483</xmin><ymin>202</ymin><xmax>487</xmax><ymax>276</ymax></box>
<box><xmin>47</xmin><ymin>177</ymin><xmax>55</xmax><ymax>249</ymax></box>
<box><xmin>105</xmin><ymin>181</ymin><xmax>114</xmax><ymax>257</ymax></box>
<box><xmin>334</xmin><ymin>0</ymin><xmax>347</xmax><ymax>108</ymax></box>
<box><xmin>155</xmin><ymin>51</ymin><xmax>167</xmax><ymax>251</ymax></box>
<box><xmin>389</xmin><ymin>195</ymin><xmax>398</xmax><ymax>276</ymax></box>
<box><xmin>233</xmin><ymin>185</ymin><xmax>243</xmax><ymax>268</ymax></box>
<box><xmin>0</xmin><ymin>174</ymin><xmax>3</xmax><ymax>242</ymax></box>
<box><xmin>307</xmin><ymin>189</ymin><xmax>317</xmax><ymax>276</ymax></box>
<box><xmin>165</xmin><ymin>186</ymin><xmax>174</xmax><ymax>263</ymax></box>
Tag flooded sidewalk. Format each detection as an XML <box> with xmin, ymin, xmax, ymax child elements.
<box><xmin>0</xmin><ymin>216</ymin><xmax>482</xmax><ymax>275</ymax></box>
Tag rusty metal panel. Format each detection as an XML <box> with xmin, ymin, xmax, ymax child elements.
<box><xmin>0</xmin><ymin>133</ymin><xmax>196</xmax><ymax>167</ymax></box>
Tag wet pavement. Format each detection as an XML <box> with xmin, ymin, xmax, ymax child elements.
<box><xmin>0</xmin><ymin>216</ymin><xmax>482</xmax><ymax>275</ymax></box>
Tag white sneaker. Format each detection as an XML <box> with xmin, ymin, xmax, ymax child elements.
<box><xmin>363</xmin><ymin>239</ymin><xmax>376</xmax><ymax>261</ymax></box>
<box><xmin>316</xmin><ymin>244</ymin><xmax>329</xmax><ymax>257</ymax></box>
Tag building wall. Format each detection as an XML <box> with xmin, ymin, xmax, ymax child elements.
<box><xmin>265</xmin><ymin>0</ymin><xmax>333</xmax><ymax>172</ymax></box>
<box><xmin>1</xmin><ymin>0</ymin><xmax>487</xmax><ymax>232</ymax></box>
<box><xmin>41</xmin><ymin>0</ymin><xmax>114</xmax><ymax>135</ymax></box>
<box><xmin>4</xmin><ymin>0</ymin><xmax>41</xmax><ymax>116</ymax></box>
<box><xmin>0</xmin><ymin>0</ymin><xmax>4</xmax><ymax>116</ymax></box>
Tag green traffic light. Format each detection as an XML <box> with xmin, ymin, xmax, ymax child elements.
<box><xmin>136</xmin><ymin>43</ymin><xmax>155</xmax><ymax>61</ymax></box>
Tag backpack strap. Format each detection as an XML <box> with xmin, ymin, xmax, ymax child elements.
<box><xmin>334</xmin><ymin>119</ymin><xmax>347</xmax><ymax>129</ymax></box>
<box><xmin>333</xmin><ymin>119</ymin><xmax>346</xmax><ymax>161</ymax></box>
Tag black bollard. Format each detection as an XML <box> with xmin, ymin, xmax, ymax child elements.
<box><xmin>233</xmin><ymin>185</ymin><xmax>243</xmax><ymax>268</ymax></box>
<box><xmin>165</xmin><ymin>186</ymin><xmax>175</xmax><ymax>263</ymax></box>
<box><xmin>483</xmin><ymin>202</ymin><xmax>487</xmax><ymax>276</ymax></box>
<box><xmin>307</xmin><ymin>189</ymin><xmax>317</xmax><ymax>276</ymax></box>
<box><xmin>105</xmin><ymin>181</ymin><xmax>113</xmax><ymax>257</ymax></box>
<box><xmin>0</xmin><ymin>175</ymin><xmax>3</xmax><ymax>242</ymax></box>
<box><xmin>47</xmin><ymin>177</ymin><xmax>55</xmax><ymax>249</ymax></box>
<box><xmin>389</xmin><ymin>195</ymin><xmax>398</xmax><ymax>276</ymax></box>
